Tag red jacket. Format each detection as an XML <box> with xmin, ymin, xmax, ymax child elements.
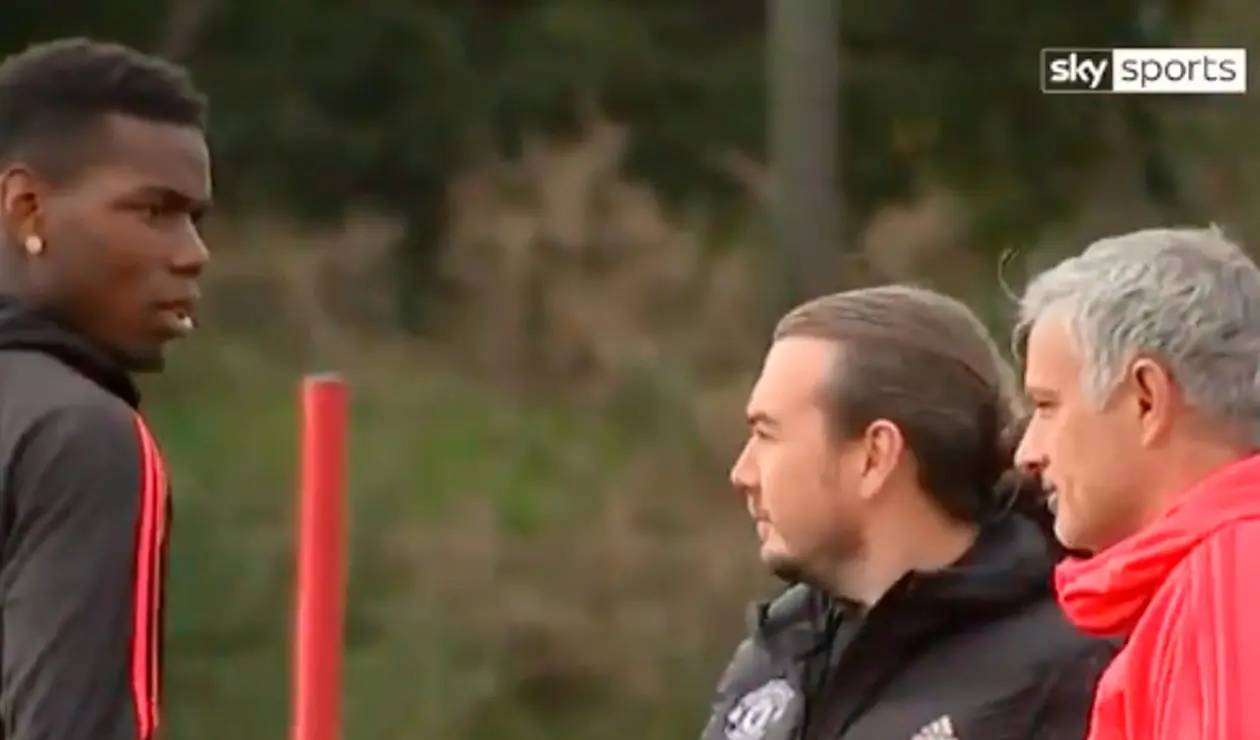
<box><xmin>1057</xmin><ymin>454</ymin><xmax>1260</xmax><ymax>740</ymax></box>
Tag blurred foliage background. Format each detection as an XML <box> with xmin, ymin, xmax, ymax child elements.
<box><xmin>1</xmin><ymin>0</ymin><xmax>1258</xmax><ymax>738</ymax></box>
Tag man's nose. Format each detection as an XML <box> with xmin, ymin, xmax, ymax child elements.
<box><xmin>1013</xmin><ymin>425</ymin><xmax>1045</xmax><ymax>476</ymax></box>
<box><xmin>172</xmin><ymin>231</ymin><xmax>210</xmax><ymax>276</ymax></box>
<box><xmin>730</xmin><ymin>441</ymin><xmax>757</xmax><ymax>494</ymax></box>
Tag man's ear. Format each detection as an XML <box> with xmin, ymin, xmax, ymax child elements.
<box><xmin>1126</xmin><ymin>356</ymin><xmax>1176</xmax><ymax>447</ymax></box>
<box><xmin>857</xmin><ymin>419</ymin><xmax>904</xmax><ymax>501</ymax></box>
<box><xmin>0</xmin><ymin>166</ymin><xmax>43</xmax><ymax>246</ymax></box>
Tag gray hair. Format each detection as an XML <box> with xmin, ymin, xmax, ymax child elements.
<box><xmin>1015</xmin><ymin>226</ymin><xmax>1260</xmax><ymax>444</ymax></box>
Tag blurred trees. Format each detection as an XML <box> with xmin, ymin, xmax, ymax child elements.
<box><xmin>1</xmin><ymin>0</ymin><xmax>1204</xmax><ymax>322</ymax></box>
<box><xmin>0</xmin><ymin>4</ymin><xmax>1224</xmax><ymax>738</ymax></box>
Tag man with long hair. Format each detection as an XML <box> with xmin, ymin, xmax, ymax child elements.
<box><xmin>702</xmin><ymin>285</ymin><xmax>1113</xmax><ymax>740</ymax></box>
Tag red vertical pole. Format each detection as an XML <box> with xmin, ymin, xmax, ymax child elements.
<box><xmin>291</xmin><ymin>374</ymin><xmax>349</xmax><ymax>740</ymax></box>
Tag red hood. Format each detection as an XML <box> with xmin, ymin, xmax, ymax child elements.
<box><xmin>1056</xmin><ymin>453</ymin><xmax>1260</xmax><ymax>637</ymax></box>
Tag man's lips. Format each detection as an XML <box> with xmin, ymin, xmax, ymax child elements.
<box><xmin>155</xmin><ymin>300</ymin><xmax>197</xmax><ymax>336</ymax></box>
<box><xmin>1042</xmin><ymin>481</ymin><xmax>1060</xmax><ymax>513</ymax></box>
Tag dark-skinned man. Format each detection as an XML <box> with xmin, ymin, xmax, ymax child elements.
<box><xmin>0</xmin><ymin>38</ymin><xmax>210</xmax><ymax>740</ymax></box>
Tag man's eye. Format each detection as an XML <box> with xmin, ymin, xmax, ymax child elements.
<box><xmin>136</xmin><ymin>201</ymin><xmax>177</xmax><ymax>220</ymax></box>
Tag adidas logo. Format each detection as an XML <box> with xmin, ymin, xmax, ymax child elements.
<box><xmin>911</xmin><ymin>715</ymin><xmax>957</xmax><ymax>740</ymax></box>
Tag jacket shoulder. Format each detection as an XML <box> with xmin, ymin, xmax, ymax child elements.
<box><xmin>0</xmin><ymin>349</ymin><xmax>132</xmax><ymax>429</ymax></box>
<box><xmin>700</xmin><ymin>636</ymin><xmax>795</xmax><ymax>740</ymax></box>
<box><xmin>967</xmin><ymin>593</ymin><xmax>1120</xmax><ymax>675</ymax></box>
<box><xmin>700</xmin><ymin>588</ymin><xmax>816</xmax><ymax>740</ymax></box>
<box><xmin>846</xmin><ymin>596</ymin><xmax>1116</xmax><ymax>740</ymax></box>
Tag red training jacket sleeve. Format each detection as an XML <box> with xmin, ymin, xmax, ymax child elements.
<box><xmin>1147</xmin><ymin>521</ymin><xmax>1260</xmax><ymax>740</ymax></box>
<box><xmin>0</xmin><ymin>404</ymin><xmax>168</xmax><ymax>740</ymax></box>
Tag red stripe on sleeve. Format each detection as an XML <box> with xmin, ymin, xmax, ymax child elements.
<box><xmin>131</xmin><ymin>418</ymin><xmax>168</xmax><ymax>739</ymax></box>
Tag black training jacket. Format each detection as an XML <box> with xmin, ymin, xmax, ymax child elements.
<box><xmin>0</xmin><ymin>297</ymin><xmax>170</xmax><ymax>740</ymax></box>
<box><xmin>700</xmin><ymin>514</ymin><xmax>1117</xmax><ymax>740</ymax></box>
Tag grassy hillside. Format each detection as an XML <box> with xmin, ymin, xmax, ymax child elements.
<box><xmin>143</xmin><ymin>335</ymin><xmax>766</xmax><ymax>740</ymax></box>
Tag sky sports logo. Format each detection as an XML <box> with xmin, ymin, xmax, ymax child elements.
<box><xmin>1041</xmin><ymin>48</ymin><xmax>1247</xmax><ymax>94</ymax></box>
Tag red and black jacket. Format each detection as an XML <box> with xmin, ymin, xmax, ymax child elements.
<box><xmin>0</xmin><ymin>297</ymin><xmax>170</xmax><ymax>740</ymax></box>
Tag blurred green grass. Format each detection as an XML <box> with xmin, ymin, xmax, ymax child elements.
<box><xmin>141</xmin><ymin>336</ymin><xmax>747</xmax><ymax>740</ymax></box>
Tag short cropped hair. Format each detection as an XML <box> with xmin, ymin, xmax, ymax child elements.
<box><xmin>0</xmin><ymin>38</ymin><xmax>207</xmax><ymax>179</ymax></box>
<box><xmin>1015</xmin><ymin>226</ymin><xmax>1260</xmax><ymax>445</ymax></box>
